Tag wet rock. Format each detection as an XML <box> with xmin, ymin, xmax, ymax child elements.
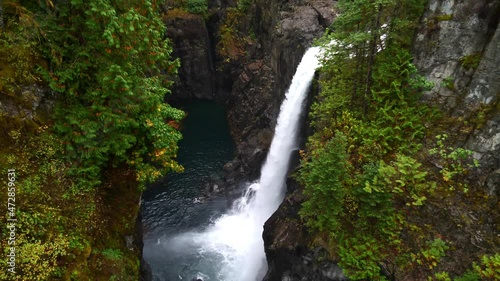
<box><xmin>164</xmin><ymin>12</ymin><xmax>215</xmax><ymax>101</ymax></box>
<box><xmin>139</xmin><ymin>258</ymin><xmax>153</xmax><ymax>281</ymax></box>
<box><xmin>201</xmin><ymin>176</ymin><xmax>225</xmax><ymax>197</ymax></box>
<box><xmin>321</xmin><ymin>264</ymin><xmax>347</xmax><ymax>280</ymax></box>
<box><xmin>0</xmin><ymin>84</ymin><xmax>53</xmax><ymax>121</ymax></box>
<box><xmin>223</xmin><ymin>160</ymin><xmax>239</xmax><ymax>174</ymax></box>
<box><xmin>262</xmin><ymin>177</ymin><xmax>347</xmax><ymax>281</ymax></box>
<box><xmin>486</xmin><ymin>169</ymin><xmax>500</xmax><ymax>196</ymax></box>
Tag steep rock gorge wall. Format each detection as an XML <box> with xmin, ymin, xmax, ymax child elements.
<box><xmin>160</xmin><ymin>2</ymin><xmax>336</xmax><ymax>278</ymax></box>
<box><xmin>223</xmin><ymin>0</ymin><xmax>335</xmax><ymax>182</ymax></box>
<box><xmin>414</xmin><ymin>0</ymin><xmax>500</xmax><ymax>194</ymax></box>
<box><xmin>164</xmin><ymin>12</ymin><xmax>215</xmax><ymax>101</ymax></box>
<box><xmin>162</xmin><ymin>0</ymin><xmax>335</xmax><ymax>182</ymax></box>
<box><xmin>263</xmin><ymin>176</ymin><xmax>348</xmax><ymax>281</ymax></box>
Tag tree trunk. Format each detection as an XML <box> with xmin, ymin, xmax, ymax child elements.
<box><xmin>364</xmin><ymin>3</ymin><xmax>383</xmax><ymax>115</ymax></box>
<box><xmin>0</xmin><ymin>0</ymin><xmax>4</xmax><ymax>30</ymax></box>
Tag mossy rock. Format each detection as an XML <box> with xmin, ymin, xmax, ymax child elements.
<box><xmin>460</xmin><ymin>53</ymin><xmax>483</xmax><ymax>70</ymax></box>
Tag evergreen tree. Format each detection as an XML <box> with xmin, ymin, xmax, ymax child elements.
<box><xmin>39</xmin><ymin>0</ymin><xmax>183</xmax><ymax>189</ymax></box>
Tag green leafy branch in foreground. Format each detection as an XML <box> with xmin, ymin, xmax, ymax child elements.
<box><xmin>38</xmin><ymin>0</ymin><xmax>184</xmax><ymax>190</ymax></box>
<box><xmin>0</xmin><ymin>0</ymin><xmax>184</xmax><ymax>279</ymax></box>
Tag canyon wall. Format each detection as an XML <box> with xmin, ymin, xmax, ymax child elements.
<box><xmin>162</xmin><ymin>0</ymin><xmax>499</xmax><ymax>280</ymax></box>
<box><xmin>413</xmin><ymin>0</ymin><xmax>500</xmax><ymax>194</ymax></box>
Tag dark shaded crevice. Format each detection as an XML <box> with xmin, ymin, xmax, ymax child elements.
<box><xmin>206</xmin><ymin>11</ymin><xmax>236</xmax><ymax>103</ymax></box>
<box><xmin>206</xmin><ymin>16</ymin><xmax>217</xmax><ymax>99</ymax></box>
<box><xmin>311</xmin><ymin>6</ymin><xmax>329</xmax><ymax>29</ymax></box>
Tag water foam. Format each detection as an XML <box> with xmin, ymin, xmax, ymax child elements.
<box><xmin>167</xmin><ymin>47</ymin><xmax>321</xmax><ymax>281</ymax></box>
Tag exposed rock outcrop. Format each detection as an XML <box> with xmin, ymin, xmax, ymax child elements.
<box><xmin>413</xmin><ymin>0</ymin><xmax>500</xmax><ymax>192</ymax></box>
<box><xmin>0</xmin><ymin>84</ymin><xmax>54</xmax><ymax>132</ymax></box>
<box><xmin>164</xmin><ymin>11</ymin><xmax>215</xmax><ymax>101</ymax></box>
<box><xmin>263</xmin><ymin>176</ymin><xmax>347</xmax><ymax>281</ymax></box>
<box><xmin>160</xmin><ymin>0</ymin><xmax>336</xmax><ymax>183</ymax></box>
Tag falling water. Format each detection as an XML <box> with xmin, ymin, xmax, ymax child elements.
<box><xmin>152</xmin><ymin>47</ymin><xmax>321</xmax><ymax>281</ymax></box>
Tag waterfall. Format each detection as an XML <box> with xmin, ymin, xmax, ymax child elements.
<box><xmin>206</xmin><ymin>47</ymin><xmax>321</xmax><ymax>280</ymax></box>
<box><xmin>156</xmin><ymin>47</ymin><xmax>321</xmax><ymax>281</ymax></box>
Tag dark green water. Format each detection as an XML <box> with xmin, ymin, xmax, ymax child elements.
<box><xmin>141</xmin><ymin>101</ymin><xmax>236</xmax><ymax>280</ymax></box>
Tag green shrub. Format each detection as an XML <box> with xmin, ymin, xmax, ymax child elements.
<box><xmin>237</xmin><ymin>0</ymin><xmax>252</xmax><ymax>12</ymax></box>
<box><xmin>455</xmin><ymin>270</ymin><xmax>480</xmax><ymax>281</ymax></box>
<box><xmin>0</xmin><ymin>16</ymin><xmax>41</xmax><ymax>95</ymax></box>
<box><xmin>185</xmin><ymin>0</ymin><xmax>208</xmax><ymax>15</ymax></box>
<box><xmin>299</xmin><ymin>133</ymin><xmax>349</xmax><ymax>232</ymax></box>
<box><xmin>433</xmin><ymin>272</ymin><xmax>451</xmax><ymax>281</ymax></box>
<box><xmin>474</xmin><ymin>253</ymin><xmax>500</xmax><ymax>280</ymax></box>
<box><xmin>40</xmin><ymin>0</ymin><xmax>184</xmax><ymax>190</ymax></box>
<box><xmin>459</xmin><ymin>53</ymin><xmax>482</xmax><ymax>70</ymax></box>
<box><xmin>102</xmin><ymin>249</ymin><xmax>124</xmax><ymax>261</ymax></box>
<box><xmin>441</xmin><ymin>77</ymin><xmax>455</xmax><ymax>91</ymax></box>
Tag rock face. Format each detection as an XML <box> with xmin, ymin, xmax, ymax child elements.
<box><xmin>0</xmin><ymin>84</ymin><xmax>54</xmax><ymax>135</ymax></box>
<box><xmin>164</xmin><ymin>12</ymin><xmax>215</xmax><ymax>101</ymax></box>
<box><xmin>161</xmin><ymin>0</ymin><xmax>336</xmax><ymax>182</ymax></box>
<box><xmin>223</xmin><ymin>1</ymin><xmax>339</xmax><ymax>280</ymax></box>
<box><xmin>413</xmin><ymin>0</ymin><xmax>500</xmax><ymax>194</ymax></box>
<box><xmin>162</xmin><ymin>0</ymin><xmax>338</xmax><ymax>277</ymax></box>
<box><xmin>263</xmin><ymin>177</ymin><xmax>347</xmax><ymax>281</ymax></box>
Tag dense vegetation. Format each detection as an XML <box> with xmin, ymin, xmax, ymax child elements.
<box><xmin>0</xmin><ymin>0</ymin><xmax>182</xmax><ymax>279</ymax></box>
<box><xmin>298</xmin><ymin>0</ymin><xmax>499</xmax><ymax>280</ymax></box>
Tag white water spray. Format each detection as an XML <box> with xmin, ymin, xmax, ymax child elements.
<box><xmin>163</xmin><ymin>47</ymin><xmax>321</xmax><ymax>281</ymax></box>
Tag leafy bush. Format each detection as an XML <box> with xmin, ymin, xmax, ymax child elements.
<box><xmin>474</xmin><ymin>253</ymin><xmax>500</xmax><ymax>280</ymax></box>
<box><xmin>185</xmin><ymin>0</ymin><xmax>208</xmax><ymax>15</ymax></box>
<box><xmin>102</xmin><ymin>248</ymin><xmax>124</xmax><ymax>261</ymax></box>
<box><xmin>299</xmin><ymin>133</ymin><xmax>349</xmax><ymax>232</ymax></box>
<box><xmin>39</xmin><ymin>0</ymin><xmax>184</xmax><ymax>190</ymax></box>
<box><xmin>454</xmin><ymin>270</ymin><xmax>480</xmax><ymax>281</ymax></box>
<box><xmin>0</xmin><ymin>13</ymin><xmax>41</xmax><ymax>95</ymax></box>
<box><xmin>0</xmin><ymin>1</ymin><xmax>183</xmax><ymax>279</ymax></box>
<box><xmin>0</xmin><ymin>126</ymin><xmax>92</xmax><ymax>280</ymax></box>
<box><xmin>237</xmin><ymin>0</ymin><xmax>252</xmax><ymax>12</ymax></box>
<box><xmin>433</xmin><ymin>272</ymin><xmax>451</xmax><ymax>281</ymax></box>
<box><xmin>459</xmin><ymin>53</ymin><xmax>482</xmax><ymax>70</ymax></box>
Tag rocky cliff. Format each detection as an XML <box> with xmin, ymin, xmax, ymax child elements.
<box><xmin>223</xmin><ymin>0</ymin><xmax>335</xmax><ymax>183</ymax></box>
<box><xmin>414</xmin><ymin>0</ymin><xmax>500</xmax><ymax>194</ymax></box>
<box><xmin>161</xmin><ymin>1</ymin><xmax>337</xmax><ymax>278</ymax></box>
<box><xmin>164</xmin><ymin>10</ymin><xmax>215</xmax><ymax>101</ymax></box>
<box><xmin>163</xmin><ymin>0</ymin><xmax>335</xmax><ymax>184</ymax></box>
